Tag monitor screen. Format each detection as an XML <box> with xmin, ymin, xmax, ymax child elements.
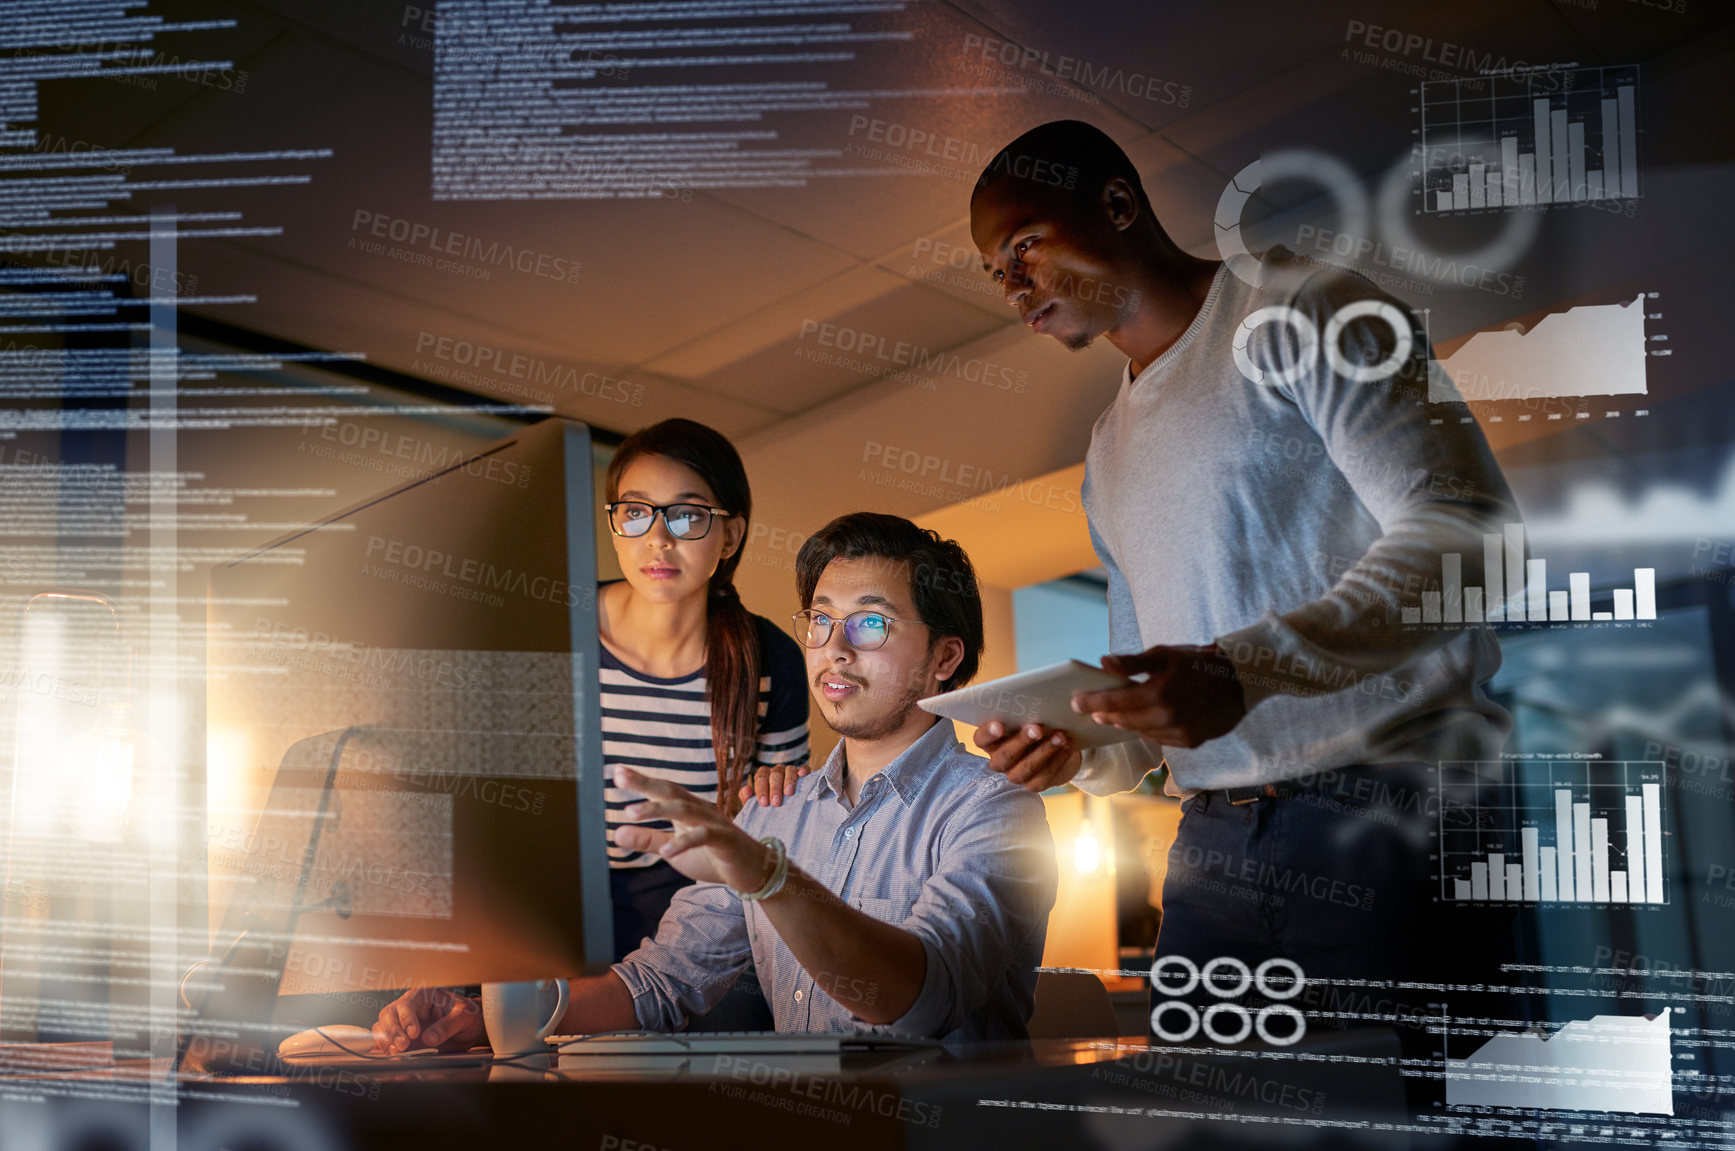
<box><xmin>202</xmin><ymin>417</ymin><xmax>610</xmax><ymax>1023</ymax></box>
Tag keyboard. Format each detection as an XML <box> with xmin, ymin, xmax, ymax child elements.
<box><xmin>549</xmin><ymin>1031</ymin><xmax>938</xmax><ymax>1056</ymax></box>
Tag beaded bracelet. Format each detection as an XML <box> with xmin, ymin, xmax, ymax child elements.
<box><xmin>738</xmin><ymin>836</ymin><xmax>789</xmax><ymax>901</ymax></box>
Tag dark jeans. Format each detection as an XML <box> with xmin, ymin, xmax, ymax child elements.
<box><xmin>610</xmin><ymin>858</ymin><xmax>695</xmax><ymax>962</ymax></box>
<box><xmin>609</xmin><ymin>859</ymin><xmax>773</xmax><ymax>1032</ymax></box>
<box><xmin>1151</xmin><ymin>765</ymin><xmax>1519</xmax><ymax>1104</ymax></box>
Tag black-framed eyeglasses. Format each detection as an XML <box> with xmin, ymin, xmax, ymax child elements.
<box><xmin>792</xmin><ymin>609</ymin><xmax>923</xmax><ymax>651</ymax></box>
<box><xmin>606</xmin><ymin>501</ymin><xmax>734</xmax><ymax>540</ymax></box>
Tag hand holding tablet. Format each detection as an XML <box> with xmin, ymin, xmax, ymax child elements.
<box><xmin>921</xmin><ymin>646</ymin><xmax>1248</xmax><ymax>792</ymax></box>
<box><xmin>918</xmin><ymin>660</ymin><xmax>1139</xmax><ymax>750</ymax></box>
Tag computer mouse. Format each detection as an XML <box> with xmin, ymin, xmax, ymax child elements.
<box><xmin>278</xmin><ymin>1024</ymin><xmax>383</xmax><ymax>1059</ymax></box>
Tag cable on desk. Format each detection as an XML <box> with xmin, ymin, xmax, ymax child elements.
<box><xmin>291</xmin><ymin>1027</ymin><xmax>439</xmax><ymax>1061</ymax></box>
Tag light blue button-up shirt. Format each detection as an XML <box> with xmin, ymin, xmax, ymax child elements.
<box><xmin>612</xmin><ymin>717</ymin><xmax>1057</xmax><ymax>1041</ymax></box>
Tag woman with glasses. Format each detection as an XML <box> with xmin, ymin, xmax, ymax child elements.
<box><xmin>599</xmin><ymin>419</ymin><xmax>810</xmax><ymax>971</ymax></box>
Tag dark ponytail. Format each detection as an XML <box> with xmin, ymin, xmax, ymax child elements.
<box><xmin>605</xmin><ymin>419</ymin><xmax>760</xmax><ymax>815</ymax></box>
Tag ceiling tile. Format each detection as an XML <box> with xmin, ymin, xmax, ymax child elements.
<box><xmin>178</xmin><ymin>243</ymin><xmax>780</xmax><ymax>438</ymax></box>
<box><xmin>692</xmin><ymin>0</ymin><xmax>1149</xmax><ymax>259</ymax></box>
<box><xmin>653</xmin><ymin>272</ymin><xmax>1015</xmax><ymax>415</ymax></box>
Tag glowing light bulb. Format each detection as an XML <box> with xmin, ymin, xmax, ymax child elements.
<box><xmin>1074</xmin><ymin>818</ymin><xmax>1100</xmax><ymax>874</ymax></box>
<box><xmin>65</xmin><ymin>722</ymin><xmax>136</xmax><ymax>842</ymax></box>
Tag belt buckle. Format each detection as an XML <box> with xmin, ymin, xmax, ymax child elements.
<box><xmin>1225</xmin><ymin>785</ymin><xmax>1271</xmax><ymax>806</ymax></box>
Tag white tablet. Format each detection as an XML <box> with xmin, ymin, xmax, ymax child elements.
<box><xmin>918</xmin><ymin>659</ymin><xmax>1139</xmax><ymax>749</ymax></box>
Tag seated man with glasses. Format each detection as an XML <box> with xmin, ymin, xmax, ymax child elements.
<box><xmin>374</xmin><ymin>512</ymin><xmax>1057</xmax><ymax>1048</ymax></box>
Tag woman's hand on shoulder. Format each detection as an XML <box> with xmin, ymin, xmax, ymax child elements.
<box><xmin>739</xmin><ymin>762</ymin><xmax>812</xmax><ymax>808</ymax></box>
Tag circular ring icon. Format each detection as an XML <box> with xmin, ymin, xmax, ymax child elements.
<box><xmin>1375</xmin><ymin>151</ymin><xmax>1539</xmax><ymax>281</ymax></box>
<box><xmin>1150</xmin><ymin>954</ymin><xmax>1200</xmax><ymax>998</ymax></box>
<box><xmin>1150</xmin><ymin>1000</ymin><xmax>1201</xmax><ymax>1043</ymax></box>
<box><xmin>1215</xmin><ymin>151</ymin><xmax>1372</xmax><ymax>287</ymax></box>
<box><xmin>1214</xmin><ymin>158</ymin><xmax>1263</xmax><ymax>288</ymax></box>
<box><xmin>1322</xmin><ymin>299</ymin><xmax>1414</xmax><ymax>383</ymax></box>
<box><xmin>1202</xmin><ymin>1003</ymin><xmax>1254</xmax><ymax>1044</ymax></box>
<box><xmin>1232</xmin><ymin>305</ymin><xmax>1316</xmax><ymax>387</ymax></box>
<box><xmin>1255</xmin><ymin>1004</ymin><xmax>1308</xmax><ymax>1047</ymax></box>
<box><xmin>1201</xmin><ymin>956</ymin><xmax>1252</xmax><ymax>999</ymax></box>
<box><xmin>1255</xmin><ymin>958</ymin><xmax>1307</xmax><ymax>1001</ymax></box>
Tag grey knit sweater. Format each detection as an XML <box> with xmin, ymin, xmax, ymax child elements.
<box><xmin>1075</xmin><ymin>253</ymin><xmax>1515</xmax><ymax>795</ymax></box>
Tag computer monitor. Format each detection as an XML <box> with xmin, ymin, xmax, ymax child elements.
<box><xmin>189</xmin><ymin>416</ymin><xmax>610</xmax><ymax>1069</ymax></box>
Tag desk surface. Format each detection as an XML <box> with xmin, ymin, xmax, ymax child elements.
<box><xmin>250</xmin><ymin>1036</ymin><xmax>1144</xmax><ymax>1083</ymax></box>
<box><xmin>0</xmin><ymin>1036</ymin><xmax>1436</xmax><ymax>1151</ymax></box>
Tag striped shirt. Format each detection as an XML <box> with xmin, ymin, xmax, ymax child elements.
<box><xmin>602</xmin><ymin>610</ymin><xmax>810</xmax><ymax>867</ymax></box>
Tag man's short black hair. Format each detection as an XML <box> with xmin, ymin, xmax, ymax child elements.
<box><xmin>973</xmin><ymin>119</ymin><xmax>1154</xmax><ymax>216</ymax></box>
<box><xmin>795</xmin><ymin>512</ymin><xmax>983</xmax><ymax>693</ymax></box>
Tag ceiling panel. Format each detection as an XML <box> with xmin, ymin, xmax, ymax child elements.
<box><xmin>948</xmin><ymin>0</ymin><xmax>1424</xmax><ymax>126</ymax></box>
<box><xmin>89</xmin><ymin>18</ymin><xmax>877</xmax><ymax>372</ymax></box>
<box><xmin>651</xmin><ymin>270</ymin><xmax>1015</xmax><ymax>415</ymax></box>
<box><xmin>174</xmin><ymin>241</ymin><xmax>783</xmax><ymax>438</ymax></box>
<box><xmin>17</xmin><ymin>0</ymin><xmax>1729</xmax><ymax>520</ymax></box>
<box><xmin>874</xmin><ymin>216</ymin><xmax>1014</xmax><ymax>317</ymax></box>
<box><xmin>691</xmin><ymin>0</ymin><xmax>1151</xmax><ymax>260</ymax></box>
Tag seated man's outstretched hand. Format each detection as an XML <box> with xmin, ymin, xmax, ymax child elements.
<box><xmin>373</xmin><ymin>986</ymin><xmax>484</xmax><ymax>1053</ymax></box>
<box><xmin>1073</xmin><ymin>643</ymin><xmax>1247</xmax><ymax>749</ymax></box>
<box><xmin>614</xmin><ymin>765</ymin><xmax>776</xmax><ymax>893</ymax></box>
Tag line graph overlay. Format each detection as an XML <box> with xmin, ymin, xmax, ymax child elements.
<box><xmin>1431</xmin><ymin>295</ymin><xmax>1648</xmax><ymax>403</ymax></box>
<box><xmin>1445</xmin><ymin>1010</ymin><xmax>1673</xmax><ymax>1115</ymax></box>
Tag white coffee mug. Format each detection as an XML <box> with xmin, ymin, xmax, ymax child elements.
<box><xmin>480</xmin><ymin>979</ymin><xmax>570</xmax><ymax>1055</ymax></box>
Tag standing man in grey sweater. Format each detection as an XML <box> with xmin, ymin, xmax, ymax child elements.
<box><xmin>969</xmin><ymin>120</ymin><xmax>1518</xmax><ymax>1053</ymax></box>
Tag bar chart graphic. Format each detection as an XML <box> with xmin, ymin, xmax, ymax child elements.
<box><xmin>1419</xmin><ymin>64</ymin><xmax>1640</xmax><ymax>213</ymax></box>
<box><xmin>1428</xmin><ymin>294</ymin><xmax>1649</xmax><ymax>403</ymax></box>
<box><xmin>1438</xmin><ymin>760</ymin><xmax>1667</xmax><ymax>905</ymax></box>
<box><xmin>1400</xmin><ymin>522</ymin><xmax>1655</xmax><ymax>626</ymax></box>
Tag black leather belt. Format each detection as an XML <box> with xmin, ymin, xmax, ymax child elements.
<box><xmin>1214</xmin><ymin>765</ymin><xmax>1428</xmax><ymax>806</ymax></box>
<box><xmin>1218</xmin><ymin>782</ymin><xmax>1301</xmax><ymax>805</ymax></box>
